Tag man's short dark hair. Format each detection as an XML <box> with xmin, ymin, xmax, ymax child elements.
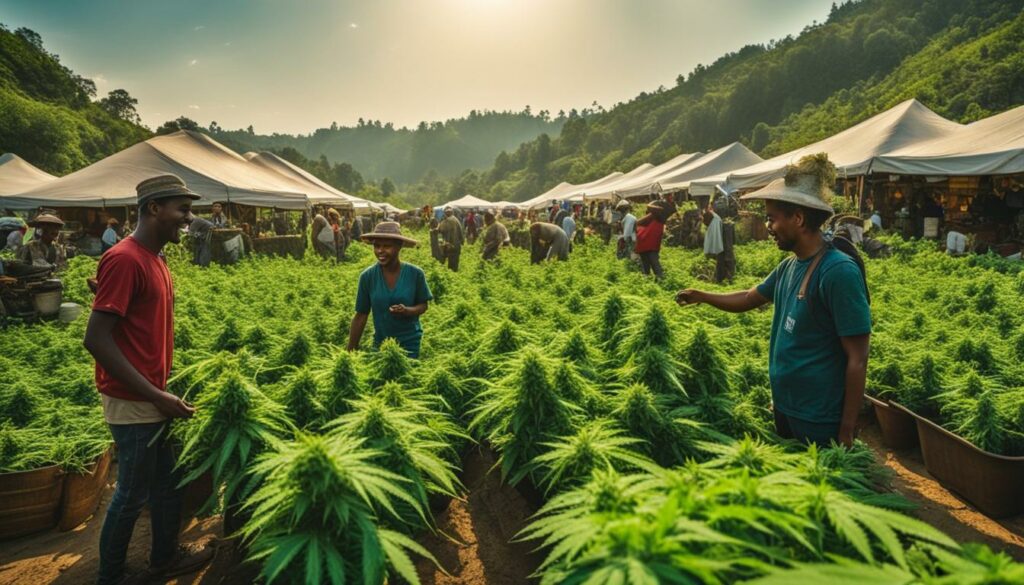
<box><xmin>772</xmin><ymin>200</ymin><xmax>832</xmax><ymax>232</ymax></box>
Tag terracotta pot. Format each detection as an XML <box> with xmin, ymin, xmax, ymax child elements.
<box><xmin>866</xmin><ymin>395</ymin><xmax>919</xmax><ymax>450</ymax></box>
<box><xmin>0</xmin><ymin>465</ymin><xmax>65</xmax><ymax>539</ymax></box>
<box><xmin>895</xmin><ymin>403</ymin><xmax>1024</xmax><ymax>519</ymax></box>
<box><xmin>59</xmin><ymin>448</ymin><xmax>113</xmax><ymax>531</ymax></box>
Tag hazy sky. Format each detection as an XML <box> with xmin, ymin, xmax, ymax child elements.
<box><xmin>2</xmin><ymin>0</ymin><xmax>835</xmax><ymax>134</ymax></box>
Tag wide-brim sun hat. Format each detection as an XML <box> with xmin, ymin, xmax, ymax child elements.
<box><xmin>739</xmin><ymin>153</ymin><xmax>836</xmax><ymax>214</ymax></box>
<box><xmin>360</xmin><ymin>221</ymin><xmax>418</xmax><ymax>247</ymax></box>
<box><xmin>136</xmin><ymin>174</ymin><xmax>201</xmax><ymax>206</ymax></box>
<box><xmin>29</xmin><ymin>213</ymin><xmax>65</xmax><ymax>227</ymax></box>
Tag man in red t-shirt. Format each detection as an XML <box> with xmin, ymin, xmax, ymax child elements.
<box><xmin>85</xmin><ymin>174</ymin><xmax>213</xmax><ymax>585</ymax></box>
<box><xmin>635</xmin><ymin>193</ymin><xmax>677</xmax><ymax>279</ymax></box>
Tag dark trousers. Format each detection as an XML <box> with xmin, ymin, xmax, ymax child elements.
<box><xmin>98</xmin><ymin>422</ymin><xmax>182</xmax><ymax>585</ymax></box>
<box><xmin>714</xmin><ymin>251</ymin><xmax>736</xmax><ymax>283</ymax></box>
<box><xmin>773</xmin><ymin>408</ymin><xmax>839</xmax><ymax>448</ymax></box>
<box><xmin>639</xmin><ymin>250</ymin><xmax>663</xmax><ymax>279</ymax></box>
<box><xmin>444</xmin><ymin>249</ymin><xmax>461</xmax><ymax>272</ymax></box>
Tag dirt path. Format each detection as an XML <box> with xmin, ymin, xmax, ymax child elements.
<box><xmin>415</xmin><ymin>445</ymin><xmax>542</xmax><ymax>585</ymax></box>
<box><xmin>860</xmin><ymin>423</ymin><xmax>1024</xmax><ymax>559</ymax></box>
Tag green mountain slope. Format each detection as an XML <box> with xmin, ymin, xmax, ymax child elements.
<box><xmin>210</xmin><ymin>109</ymin><xmax>564</xmax><ymax>184</ymax></box>
<box><xmin>456</xmin><ymin>0</ymin><xmax>1024</xmax><ymax>204</ymax></box>
<box><xmin>0</xmin><ymin>25</ymin><xmax>151</xmax><ymax>175</ymax></box>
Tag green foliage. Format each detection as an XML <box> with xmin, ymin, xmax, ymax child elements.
<box><xmin>0</xmin><ymin>26</ymin><xmax>150</xmax><ymax>174</ymax></box>
<box><xmin>240</xmin><ymin>433</ymin><xmax>437</xmax><ymax>584</ymax></box>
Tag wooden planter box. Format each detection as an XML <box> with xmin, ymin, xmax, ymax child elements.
<box><xmin>0</xmin><ymin>465</ymin><xmax>64</xmax><ymax>539</ymax></box>
<box><xmin>58</xmin><ymin>448</ymin><xmax>113</xmax><ymax>531</ymax></box>
<box><xmin>895</xmin><ymin>403</ymin><xmax>1024</xmax><ymax>519</ymax></box>
<box><xmin>865</xmin><ymin>395</ymin><xmax>919</xmax><ymax>450</ymax></box>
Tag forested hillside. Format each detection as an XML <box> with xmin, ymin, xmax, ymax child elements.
<box><xmin>0</xmin><ymin>25</ymin><xmax>150</xmax><ymax>175</ymax></box>
<box><xmin>447</xmin><ymin>0</ymin><xmax>1024</xmax><ymax>204</ymax></box>
<box><xmin>210</xmin><ymin>109</ymin><xmax>565</xmax><ymax>185</ymax></box>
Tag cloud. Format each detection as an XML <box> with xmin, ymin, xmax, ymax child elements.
<box><xmin>188</xmin><ymin>104</ymin><xmax>200</xmax><ymax>110</ymax></box>
<box><xmin>349</xmin><ymin>23</ymin><xmax>359</xmax><ymax>29</ymax></box>
<box><xmin>189</xmin><ymin>59</ymin><xmax>198</xmax><ymax>66</ymax></box>
<box><xmin>93</xmin><ymin>74</ymin><xmax>108</xmax><ymax>87</ymax></box>
<box><xmin>223</xmin><ymin>41</ymin><xmax>232</xmax><ymax>46</ymax></box>
<box><xmin>194</xmin><ymin>25</ymin><xmax>205</xmax><ymax>31</ymax></box>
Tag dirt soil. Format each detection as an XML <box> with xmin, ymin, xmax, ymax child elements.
<box><xmin>860</xmin><ymin>423</ymin><xmax>1024</xmax><ymax>560</ymax></box>
<box><xmin>3</xmin><ymin>429</ymin><xmax>1020</xmax><ymax>584</ymax></box>
<box><xmin>414</xmin><ymin>445</ymin><xmax>542</xmax><ymax>584</ymax></box>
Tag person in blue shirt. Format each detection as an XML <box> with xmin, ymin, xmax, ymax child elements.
<box><xmin>101</xmin><ymin>218</ymin><xmax>121</xmax><ymax>252</ymax></box>
<box><xmin>675</xmin><ymin>155</ymin><xmax>871</xmax><ymax>448</ymax></box>
<box><xmin>347</xmin><ymin>221</ymin><xmax>433</xmax><ymax>358</ymax></box>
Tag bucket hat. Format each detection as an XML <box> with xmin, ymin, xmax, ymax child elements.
<box><xmin>360</xmin><ymin>221</ymin><xmax>418</xmax><ymax>247</ymax></box>
<box><xmin>29</xmin><ymin>213</ymin><xmax>64</xmax><ymax>227</ymax></box>
<box><xmin>136</xmin><ymin>174</ymin><xmax>201</xmax><ymax>207</ymax></box>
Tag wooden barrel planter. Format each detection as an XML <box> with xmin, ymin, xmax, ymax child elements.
<box><xmin>895</xmin><ymin>403</ymin><xmax>1024</xmax><ymax>519</ymax></box>
<box><xmin>865</xmin><ymin>395</ymin><xmax>919</xmax><ymax>450</ymax></box>
<box><xmin>0</xmin><ymin>465</ymin><xmax>65</xmax><ymax>539</ymax></box>
<box><xmin>58</xmin><ymin>447</ymin><xmax>113</xmax><ymax>531</ymax></box>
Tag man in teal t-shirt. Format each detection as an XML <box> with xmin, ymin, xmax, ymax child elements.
<box><xmin>675</xmin><ymin>155</ymin><xmax>871</xmax><ymax>447</ymax></box>
<box><xmin>347</xmin><ymin>222</ymin><xmax>433</xmax><ymax>358</ymax></box>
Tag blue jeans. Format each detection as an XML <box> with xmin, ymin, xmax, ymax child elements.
<box><xmin>97</xmin><ymin>421</ymin><xmax>182</xmax><ymax>585</ymax></box>
<box><xmin>773</xmin><ymin>408</ymin><xmax>840</xmax><ymax>448</ymax></box>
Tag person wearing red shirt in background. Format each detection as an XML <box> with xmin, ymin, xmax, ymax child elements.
<box><xmin>85</xmin><ymin>174</ymin><xmax>214</xmax><ymax>585</ymax></box>
<box><xmin>634</xmin><ymin>193</ymin><xmax>677</xmax><ymax>279</ymax></box>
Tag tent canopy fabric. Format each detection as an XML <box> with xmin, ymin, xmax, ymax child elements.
<box><xmin>871</xmin><ymin>105</ymin><xmax>1024</xmax><ymax>176</ymax></box>
<box><xmin>517</xmin><ymin>172</ymin><xmax>626</xmax><ymax>211</ymax></box>
<box><xmin>565</xmin><ymin>163</ymin><xmax>657</xmax><ymax>203</ymax></box>
<box><xmin>244</xmin><ymin>151</ymin><xmax>378</xmax><ymax>213</ymax></box>
<box><xmin>3</xmin><ymin>131</ymin><xmax>310</xmax><ymax>210</ymax></box>
<box><xmin>0</xmin><ymin>153</ymin><xmax>57</xmax><ymax>196</ymax></box>
<box><xmin>655</xmin><ymin>143</ymin><xmax>764</xmax><ymax>195</ymax></box>
<box><xmin>692</xmin><ymin>100</ymin><xmax>963</xmax><ymax>194</ymax></box>
<box><xmin>443</xmin><ymin>194</ymin><xmax>500</xmax><ymax>210</ymax></box>
<box><xmin>587</xmin><ymin>153</ymin><xmax>704</xmax><ymax>201</ymax></box>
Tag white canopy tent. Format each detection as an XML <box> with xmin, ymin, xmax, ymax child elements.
<box><xmin>565</xmin><ymin>163</ymin><xmax>657</xmax><ymax>203</ymax></box>
<box><xmin>516</xmin><ymin>172</ymin><xmax>625</xmax><ymax>211</ymax></box>
<box><xmin>871</xmin><ymin>105</ymin><xmax>1024</xmax><ymax>176</ymax></box>
<box><xmin>442</xmin><ymin>194</ymin><xmax>501</xmax><ymax>211</ymax></box>
<box><xmin>600</xmin><ymin>151</ymin><xmax>706</xmax><ymax>200</ymax></box>
<box><xmin>0</xmin><ymin>153</ymin><xmax>57</xmax><ymax>197</ymax></box>
<box><xmin>689</xmin><ymin>100</ymin><xmax>963</xmax><ymax>195</ymax></box>
<box><xmin>3</xmin><ymin>131</ymin><xmax>310</xmax><ymax>210</ymax></box>
<box><xmin>377</xmin><ymin>202</ymin><xmax>407</xmax><ymax>216</ymax></box>
<box><xmin>653</xmin><ymin>143</ymin><xmax>764</xmax><ymax>196</ymax></box>
<box><xmin>244</xmin><ymin>151</ymin><xmax>378</xmax><ymax>214</ymax></box>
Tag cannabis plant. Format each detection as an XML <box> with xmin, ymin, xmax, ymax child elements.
<box><xmin>240</xmin><ymin>433</ymin><xmax>436</xmax><ymax>584</ymax></box>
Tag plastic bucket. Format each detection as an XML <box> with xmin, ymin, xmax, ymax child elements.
<box><xmin>896</xmin><ymin>403</ymin><xmax>1024</xmax><ymax>519</ymax></box>
<box><xmin>0</xmin><ymin>465</ymin><xmax>65</xmax><ymax>539</ymax></box>
<box><xmin>59</xmin><ymin>448</ymin><xmax>113</xmax><ymax>531</ymax></box>
<box><xmin>866</xmin><ymin>395</ymin><xmax>919</xmax><ymax>450</ymax></box>
<box><xmin>58</xmin><ymin>302</ymin><xmax>84</xmax><ymax>323</ymax></box>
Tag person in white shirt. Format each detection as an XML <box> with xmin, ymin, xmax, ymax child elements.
<box><xmin>210</xmin><ymin>202</ymin><xmax>227</xmax><ymax>228</ymax></box>
<box><xmin>617</xmin><ymin>200</ymin><xmax>637</xmax><ymax>260</ymax></box>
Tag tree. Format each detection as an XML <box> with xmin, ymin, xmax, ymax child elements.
<box><xmin>380</xmin><ymin>178</ymin><xmax>396</xmax><ymax>197</ymax></box>
<box><xmin>99</xmin><ymin>89</ymin><xmax>141</xmax><ymax>124</ymax></box>
<box><xmin>155</xmin><ymin>116</ymin><xmax>200</xmax><ymax>135</ymax></box>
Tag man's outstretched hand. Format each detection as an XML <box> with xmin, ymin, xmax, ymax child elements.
<box><xmin>675</xmin><ymin>289</ymin><xmax>702</xmax><ymax>306</ymax></box>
